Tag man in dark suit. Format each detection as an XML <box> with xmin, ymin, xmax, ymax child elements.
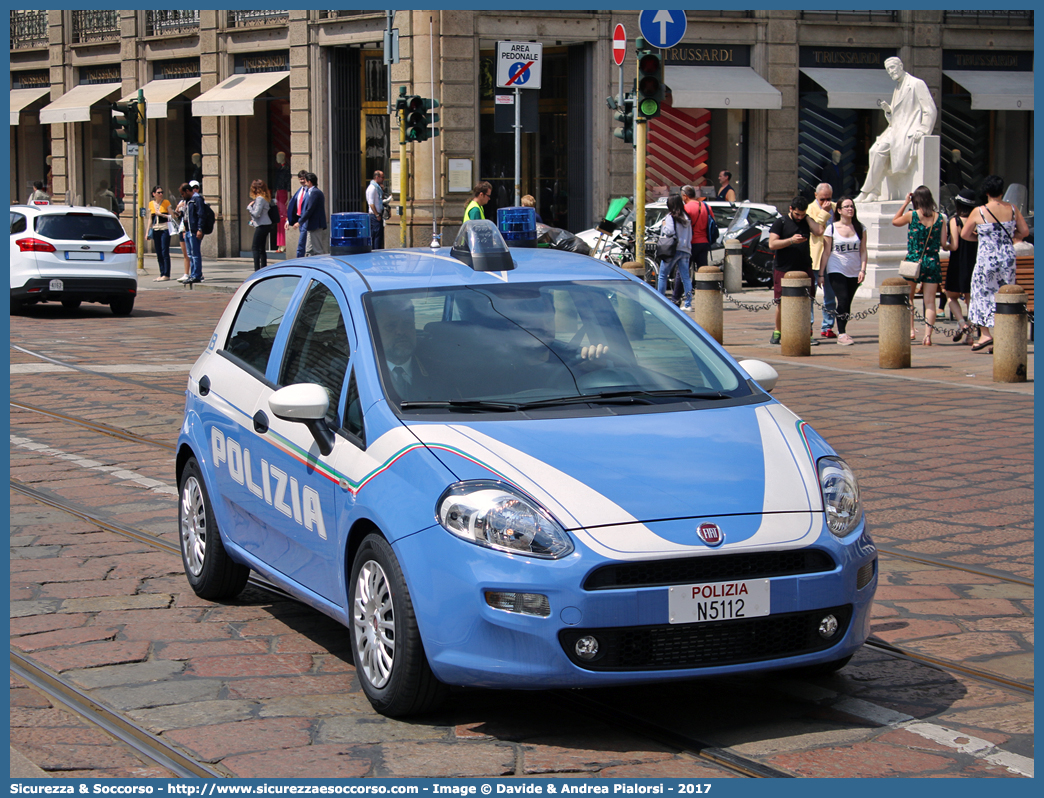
<box><xmin>294</xmin><ymin>172</ymin><xmax>328</xmax><ymax>256</ymax></box>
<box><xmin>285</xmin><ymin>170</ymin><xmax>309</xmax><ymax>248</ymax></box>
<box><xmin>371</xmin><ymin>297</ymin><xmax>437</xmax><ymax>403</ymax></box>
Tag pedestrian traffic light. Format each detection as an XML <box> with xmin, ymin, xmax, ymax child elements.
<box><xmin>636</xmin><ymin>38</ymin><xmax>664</xmax><ymax>119</ymax></box>
<box><xmin>613</xmin><ymin>94</ymin><xmax>635</xmax><ymax>145</ymax></box>
<box><xmin>111</xmin><ymin>101</ymin><xmax>138</xmax><ymax>144</ymax></box>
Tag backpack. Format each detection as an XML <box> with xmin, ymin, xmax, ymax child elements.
<box><xmin>706</xmin><ymin>208</ymin><xmax>719</xmax><ymax>244</ymax></box>
<box><xmin>200</xmin><ymin>199</ymin><xmax>215</xmax><ymax>235</ymax></box>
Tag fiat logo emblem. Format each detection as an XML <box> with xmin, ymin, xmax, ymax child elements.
<box><xmin>697</xmin><ymin>522</ymin><xmax>723</xmax><ymax>547</ymax></box>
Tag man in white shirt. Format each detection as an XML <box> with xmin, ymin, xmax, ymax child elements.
<box><xmin>366</xmin><ymin>170</ymin><xmax>385</xmax><ymax>250</ymax></box>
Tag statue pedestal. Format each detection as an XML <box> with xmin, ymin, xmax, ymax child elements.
<box><xmin>857</xmin><ymin>135</ymin><xmax>941</xmax><ymax>298</ymax></box>
<box><xmin>857</xmin><ymin>202</ymin><xmax>907</xmax><ymax>298</ymax></box>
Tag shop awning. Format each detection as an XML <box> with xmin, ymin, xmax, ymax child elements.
<box><xmin>799</xmin><ymin>68</ymin><xmax>897</xmax><ymax>109</ymax></box>
<box><xmin>943</xmin><ymin>70</ymin><xmax>1033</xmax><ymax>111</ymax></box>
<box><xmin>39</xmin><ymin>83</ymin><xmax>122</xmax><ymax>125</ymax></box>
<box><xmin>10</xmin><ymin>87</ymin><xmax>51</xmax><ymax>125</ymax></box>
<box><xmin>191</xmin><ymin>71</ymin><xmax>290</xmax><ymax>117</ymax></box>
<box><xmin>120</xmin><ymin>77</ymin><xmax>201</xmax><ymax>119</ymax></box>
<box><xmin>665</xmin><ymin>66</ymin><xmax>781</xmax><ymax>110</ymax></box>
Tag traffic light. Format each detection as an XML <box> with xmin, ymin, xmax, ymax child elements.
<box><xmin>111</xmin><ymin>101</ymin><xmax>138</xmax><ymax>143</ymax></box>
<box><xmin>613</xmin><ymin>94</ymin><xmax>635</xmax><ymax>145</ymax></box>
<box><xmin>404</xmin><ymin>95</ymin><xmax>440</xmax><ymax>142</ymax></box>
<box><xmin>636</xmin><ymin>38</ymin><xmax>664</xmax><ymax>119</ymax></box>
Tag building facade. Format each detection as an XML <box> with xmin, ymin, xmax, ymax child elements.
<box><xmin>10</xmin><ymin>10</ymin><xmax>1033</xmax><ymax>254</ymax></box>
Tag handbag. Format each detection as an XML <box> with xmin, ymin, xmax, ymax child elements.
<box><xmin>898</xmin><ymin>215</ymin><xmax>940</xmax><ymax>281</ymax></box>
<box><xmin>656</xmin><ymin>225</ymin><xmax>678</xmax><ymax>261</ymax></box>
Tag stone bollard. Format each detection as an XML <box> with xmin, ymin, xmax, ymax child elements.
<box><xmin>781</xmin><ymin>271</ymin><xmax>811</xmax><ymax>356</ymax></box>
<box><xmin>879</xmin><ymin>278</ymin><xmax>911</xmax><ymax>369</ymax></box>
<box><xmin>621</xmin><ymin>261</ymin><xmax>645</xmax><ymax>280</ymax></box>
<box><xmin>994</xmin><ymin>285</ymin><xmax>1028</xmax><ymax>383</ymax></box>
<box><xmin>693</xmin><ymin>266</ymin><xmax>723</xmax><ymax>343</ymax></box>
<box><xmin>723</xmin><ymin>239</ymin><xmax>743</xmax><ymax>294</ymax></box>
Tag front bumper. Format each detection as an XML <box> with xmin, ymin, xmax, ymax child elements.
<box><xmin>12</xmin><ymin>277</ymin><xmax>137</xmax><ymax>304</ymax></box>
<box><xmin>395</xmin><ymin>520</ymin><xmax>877</xmax><ymax>689</ymax></box>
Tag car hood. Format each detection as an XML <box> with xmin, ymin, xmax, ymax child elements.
<box><xmin>406</xmin><ymin>402</ymin><xmax>826</xmax><ymax>559</ymax></box>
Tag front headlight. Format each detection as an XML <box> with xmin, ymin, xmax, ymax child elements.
<box><xmin>818</xmin><ymin>456</ymin><xmax>862</xmax><ymax>537</ymax></box>
<box><xmin>436</xmin><ymin>480</ymin><xmax>574</xmax><ymax>559</ymax></box>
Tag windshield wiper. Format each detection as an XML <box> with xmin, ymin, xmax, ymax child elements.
<box><xmin>518</xmin><ymin>389</ymin><xmax>729</xmax><ymax>408</ymax></box>
<box><xmin>399</xmin><ymin>399</ymin><xmax>521</xmax><ymax>412</ymax></box>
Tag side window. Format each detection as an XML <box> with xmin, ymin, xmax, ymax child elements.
<box><xmin>224</xmin><ymin>276</ymin><xmax>300</xmax><ymax>377</ymax></box>
<box><xmin>279</xmin><ymin>280</ymin><xmax>351</xmax><ymax>424</ymax></box>
<box><xmin>11</xmin><ymin>212</ymin><xmax>27</xmax><ymax>235</ymax></box>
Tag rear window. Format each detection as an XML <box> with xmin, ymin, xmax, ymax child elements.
<box><xmin>35</xmin><ymin>213</ymin><xmax>126</xmax><ymax>241</ymax></box>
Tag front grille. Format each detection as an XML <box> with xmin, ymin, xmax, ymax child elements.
<box><xmin>856</xmin><ymin>558</ymin><xmax>876</xmax><ymax>590</ymax></box>
<box><xmin>583</xmin><ymin>549</ymin><xmax>836</xmax><ymax>590</ymax></box>
<box><xmin>560</xmin><ymin>605</ymin><xmax>851</xmax><ymax>671</ymax></box>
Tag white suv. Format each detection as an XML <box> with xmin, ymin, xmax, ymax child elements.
<box><xmin>10</xmin><ymin>205</ymin><xmax>137</xmax><ymax>316</ymax></box>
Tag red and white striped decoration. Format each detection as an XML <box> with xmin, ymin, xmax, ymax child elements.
<box><xmin>646</xmin><ymin>100</ymin><xmax>711</xmax><ymax>193</ymax></box>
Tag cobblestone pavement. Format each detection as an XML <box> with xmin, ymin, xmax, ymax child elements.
<box><xmin>8</xmin><ymin>267</ymin><xmax>1034</xmax><ymax>778</ymax></box>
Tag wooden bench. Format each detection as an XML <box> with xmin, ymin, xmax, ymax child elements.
<box><xmin>1015</xmin><ymin>255</ymin><xmax>1034</xmax><ymax>339</ymax></box>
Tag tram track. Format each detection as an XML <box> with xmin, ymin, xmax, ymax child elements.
<box><xmin>10</xmin><ymin>344</ymin><xmax>186</xmax><ymax>396</ymax></box>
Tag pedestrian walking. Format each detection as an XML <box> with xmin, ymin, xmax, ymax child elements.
<box><xmin>293</xmin><ymin>172</ymin><xmax>328</xmax><ymax>256</ymax></box>
<box><xmin>147</xmin><ymin>186</ymin><xmax>172</xmax><ymax>281</ymax></box>
<box><xmin>656</xmin><ymin>194</ymin><xmax>694</xmax><ymax>310</ymax></box>
<box><xmin>892</xmin><ymin>185</ymin><xmax>947</xmax><ymax>346</ymax></box>
<box><xmin>943</xmin><ymin>187</ymin><xmax>979</xmax><ymax>344</ymax></box>
<box><xmin>172</xmin><ymin>197</ymin><xmax>190</xmax><ymax>281</ymax></box>
<box><xmin>179</xmin><ymin>181</ymin><xmax>205</xmax><ymax>283</ymax></box>
<box><xmin>464</xmin><ymin>182</ymin><xmax>492</xmax><ymax>221</ymax></box>
<box><xmin>286</xmin><ymin>170</ymin><xmax>309</xmax><ymax>253</ymax></box>
<box><xmin>807</xmin><ymin>183</ymin><xmax>837</xmax><ymax>338</ymax></box>
<box><xmin>818</xmin><ymin>197</ymin><xmax>867</xmax><ymax>346</ymax></box>
<box><xmin>247</xmin><ymin>179</ymin><xmax>273</xmax><ymax>271</ymax></box>
<box><xmin>960</xmin><ymin>175</ymin><xmax>1030</xmax><ymax>352</ymax></box>
<box><xmin>273</xmin><ymin>152</ymin><xmax>291</xmax><ymax>252</ymax></box>
<box><xmin>366</xmin><ymin>170</ymin><xmax>386</xmax><ymax>250</ymax></box>
<box><xmin>767</xmin><ymin>196</ymin><xmax>824</xmax><ymax>345</ymax></box>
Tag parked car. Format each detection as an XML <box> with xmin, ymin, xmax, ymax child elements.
<box><xmin>176</xmin><ymin>220</ymin><xmax>877</xmax><ymax>717</ymax></box>
<box><xmin>10</xmin><ymin>204</ymin><xmax>137</xmax><ymax>316</ymax></box>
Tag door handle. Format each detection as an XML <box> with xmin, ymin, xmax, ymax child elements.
<box><xmin>198</xmin><ymin>374</ymin><xmax>211</xmax><ymax>396</ymax></box>
<box><xmin>253</xmin><ymin>410</ymin><xmax>269</xmax><ymax>434</ymax></box>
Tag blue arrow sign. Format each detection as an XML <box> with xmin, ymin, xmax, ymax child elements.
<box><xmin>638</xmin><ymin>9</ymin><xmax>687</xmax><ymax>50</ymax></box>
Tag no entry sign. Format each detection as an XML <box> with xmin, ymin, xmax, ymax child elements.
<box><xmin>496</xmin><ymin>41</ymin><xmax>543</xmax><ymax>90</ymax></box>
<box><xmin>613</xmin><ymin>24</ymin><xmax>626</xmax><ymax>66</ymax></box>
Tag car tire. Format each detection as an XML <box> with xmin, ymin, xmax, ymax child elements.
<box><xmin>178</xmin><ymin>458</ymin><xmax>249</xmax><ymax>600</ymax></box>
<box><xmin>744</xmin><ymin>257</ymin><xmax>773</xmax><ymax>288</ymax></box>
<box><xmin>61</xmin><ymin>299</ymin><xmax>82</xmax><ymax>311</ymax></box>
<box><xmin>10</xmin><ymin>299</ymin><xmax>23</xmax><ymax>315</ymax></box>
<box><xmin>110</xmin><ymin>296</ymin><xmax>135</xmax><ymax>316</ymax></box>
<box><xmin>349</xmin><ymin>533</ymin><xmax>446</xmax><ymax>717</ymax></box>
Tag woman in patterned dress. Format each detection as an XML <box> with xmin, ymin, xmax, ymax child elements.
<box><xmin>960</xmin><ymin>175</ymin><xmax>1030</xmax><ymax>352</ymax></box>
<box><xmin>892</xmin><ymin>185</ymin><xmax>947</xmax><ymax>346</ymax></box>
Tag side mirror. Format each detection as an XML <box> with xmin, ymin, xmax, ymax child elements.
<box><xmin>269</xmin><ymin>383</ymin><xmax>335</xmax><ymax>456</ymax></box>
<box><xmin>738</xmin><ymin>359</ymin><xmax>779</xmax><ymax>393</ymax></box>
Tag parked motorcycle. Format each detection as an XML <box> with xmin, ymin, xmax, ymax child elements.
<box><xmin>721</xmin><ymin>205</ymin><xmax>780</xmax><ymax>287</ymax></box>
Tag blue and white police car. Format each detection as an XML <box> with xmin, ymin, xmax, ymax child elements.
<box><xmin>177</xmin><ymin>217</ymin><xmax>876</xmax><ymax>717</ymax></box>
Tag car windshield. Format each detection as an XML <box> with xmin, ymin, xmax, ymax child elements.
<box><xmin>36</xmin><ymin>213</ymin><xmax>126</xmax><ymax>241</ymax></box>
<box><xmin>365</xmin><ymin>281</ymin><xmax>751</xmax><ymax>413</ymax></box>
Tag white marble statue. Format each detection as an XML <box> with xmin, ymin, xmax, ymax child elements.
<box><xmin>855</xmin><ymin>57</ymin><xmax>938</xmax><ymax>203</ymax></box>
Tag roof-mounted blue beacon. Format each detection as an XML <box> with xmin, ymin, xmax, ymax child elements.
<box><xmin>497</xmin><ymin>206</ymin><xmax>537</xmax><ymax>248</ymax></box>
<box><xmin>450</xmin><ymin>219</ymin><xmax>516</xmax><ymax>271</ymax></box>
<box><xmin>330</xmin><ymin>212</ymin><xmax>372</xmax><ymax>256</ymax></box>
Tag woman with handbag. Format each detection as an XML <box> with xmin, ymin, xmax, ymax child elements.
<box><xmin>247</xmin><ymin>179</ymin><xmax>273</xmax><ymax>272</ymax></box>
<box><xmin>960</xmin><ymin>175</ymin><xmax>1030</xmax><ymax>352</ymax></box>
<box><xmin>148</xmin><ymin>186</ymin><xmax>172</xmax><ymax>281</ymax></box>
<box><xmin>892</xmin><ymin>185</ymin><xmax>947</xmax><ymax>346</ymax></box>
<box><xmin>656</xmin><ymin>194</ymin><xmax>694</xmax><ymax>310</ymax></box>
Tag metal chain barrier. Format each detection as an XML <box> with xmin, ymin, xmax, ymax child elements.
<box><xmin>721</xmin><ymin>287</ymin><xmax>777</xmax><ymax>313</ymax></box>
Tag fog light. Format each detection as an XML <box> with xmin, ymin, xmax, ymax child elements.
<box><xmin>484</xmin><ymin>591</ymin><xmax>550</xmax><ymax>617</ymax></box>
<box><xmin>818</xmin><ymin>614</ymin><xmax>839</xmax><ymax>639</ymax></box>
<box><xmin>575</xmin><ymin>635</ymin><xmax>599</xmax><ymax>660</ymax></box>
